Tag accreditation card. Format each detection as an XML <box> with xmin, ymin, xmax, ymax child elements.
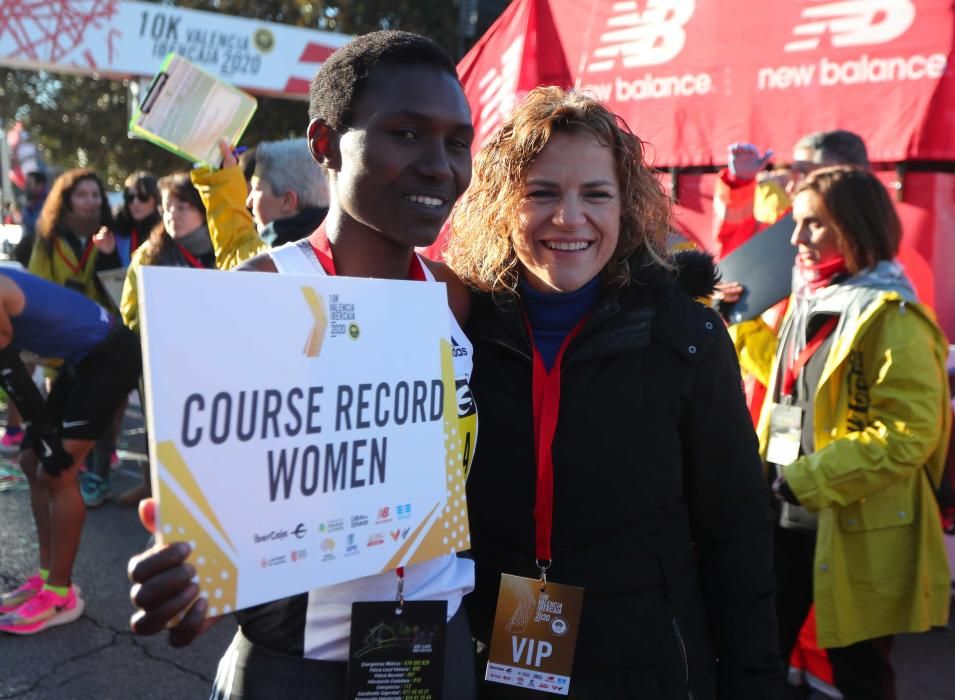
<box><xmin>485</xmin><ymin>574</ymin><xmax>584</xmax><ymax>696</ymax></box>
<box><xmin>347</xmin><ymin>600</ymin><xmax>447</xmax><ymax>699</ymax></box>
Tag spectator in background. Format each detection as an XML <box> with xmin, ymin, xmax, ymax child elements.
<box><xmin>736</xmin><ymin>166</ymin><xmax>951</xmax><ymax>699</ymax></box>
<box><xmin>713</xmin><ymin>130</ymin><xmax>869</xmax><ymax>260</ymax></box>
<box><xmin>14</xmin><ymin>170</ymin><xmax>48</xmax><ymax>268</ymax></box>
<box><xmin>716</xmin><ymin>130</ymin><xmax>941</xmax><ymax>699</ymax></box>
<box><xmin>30</xmin><ymin>168</ymin><xmax>114</xmax><ymax>307</ymax></box>
<box><xmin>116</xmin><ymin>173</ymin><xmax>214</xmax><ymax>333</ymax></box>
<box><xmin>83</xmin><ymin>171</ymin><xmax>159</xmax><ymax>507</ymax></box>
<box><xmin>111</xmin><ymin>172</ymin><xmax>160</xmax><ymax>268</ymax></box>
<box><xmin>248</xmin><ymin>139</ymin><xmax>329</xmax><ymax>247</ymax></box>
<box><xmin>189</xmin><ymin>139</ymin><xmax>329</xmax><ymax>259</ymax></box>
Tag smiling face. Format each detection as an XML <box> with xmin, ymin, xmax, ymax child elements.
<box><xmin>69</xmin><ymin>178</ymin><xmax>103</xmax><ymax>218</ymax></box>
<box><xmin>320</xmin><ymin>64</ymin><xmax>473</xmax><ymax>249</ymax></box>
<box><xmin>791</xmin><ymin>190</ymin><xmax>845</xmax><ymax>268</ymax></box>
<box><xmin>511</xmin><ymin>131</ymin><xmax>621</xmax><ymax>294</ymax></box>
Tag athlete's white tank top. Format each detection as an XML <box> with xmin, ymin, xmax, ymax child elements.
<box><xmin>268</xmin><ymin>239</ymin><xmax>476</xmax><ymax>661</ymax></box>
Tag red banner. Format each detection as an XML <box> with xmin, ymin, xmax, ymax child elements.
<box><xmin>461</xmin><ymin>0</ymin><xmax>955</xmax><ymax>166</ymax></box>
<box><xmin>450</xmin><ymin>0</ymin><xmax>955</xmax><ymax>335</ymax></box>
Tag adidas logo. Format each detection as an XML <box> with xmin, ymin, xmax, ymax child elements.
<box><xmin>451</xmin><ymin>337</ymin><xmax>469</xmax><ymax>358</ymax></box>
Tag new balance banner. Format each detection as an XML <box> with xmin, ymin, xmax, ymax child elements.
<box><xmin>460</xmin><ymin>0</ymin><xmax>955</xmax><ymax>165</ymax></box>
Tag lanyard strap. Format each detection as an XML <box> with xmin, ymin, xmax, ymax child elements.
<box><xmin>54</xmin><ymin>236</ymin><xmax>95</xmax><ymax>276</ymax></box>
<box><xmin>782</xmin><ymin>316</ymin><xmax>838</xmax><ymax>397</ymax></box>
<box><xmin>528</xmin><ymin>316</ymin><xmax>588</xmax><ymax>571</ymax></box>
<box><xmin>173</xmin><ymin>241</ymin><xmax>207</xmax><ymax>269</ymax></box>
<box><xmin>396</xmin><ymin>565</ymin><xmax>405</xmax><ymax>609</ymax></box>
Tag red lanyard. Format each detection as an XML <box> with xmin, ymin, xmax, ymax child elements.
<box><xmin>54</xmin><ymin>236</ymin><xmax>94</xmax><ymax>276</ymax></box>
<box><xmin>173</xmin><ymin>241</ymin><xmax>207</xmax><ymax>269</ymax></box>
<box><xmin>309</xmin><ymin>225</ymin><xmax>426</xmax><ymax>281</ymax></box>
<box><xmin>130</xmin><ymin>228</ymin><xmax>140</xmax><ymax>253</ymax></box>
<box><xmin>782</xmin><ymin>316</ymin><xmax>838</xmax><ymax>397</ymax></box>
<box><xmin>528</xmin><ymin>316</ymin><xmax>588</xmax><ymax>570</ymax></box>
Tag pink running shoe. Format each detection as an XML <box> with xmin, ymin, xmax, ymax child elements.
<box><xmin>0</xmin><ymin>586</ymin><xmax>85</xmax><ymax>634</ymax></box>
<box><xmin>0</xmin><ymin>429</ymin><xmax>23</xmax><ymax>456</ymax></box>
<box><xmin>0</xmin><ymin>575</ymin><xmax>44</xmax><ymax>613</ymax></box>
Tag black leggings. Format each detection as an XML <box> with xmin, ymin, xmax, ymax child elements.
<box><xmin>774</xmin><ymin>526</ymin><xmax>896</xmax><ymax>700</ymax></box>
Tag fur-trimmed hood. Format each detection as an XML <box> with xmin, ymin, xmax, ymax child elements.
<box><xmin>672</xmin><ymin>249</ymin><xmax>719</xmax><ymax>299</ymax></box>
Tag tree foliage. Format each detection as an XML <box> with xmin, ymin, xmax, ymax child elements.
<box><xmin>0</xmin><ymin>0</ymin><xmax>465</xmax><ymax>190</ymax></box>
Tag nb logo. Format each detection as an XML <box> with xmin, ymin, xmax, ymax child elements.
<box><xmin>784</xmin><ymin>0</ymin><xmax>916</xmax><ymax>52</ymax></box>
<box><xmin>585</xmin><ymin>0</ymin><xmax>696</xmax><ymax>73</ymax></box>
<box><xmin>475</xmin><ymin>36</ymin><xmax>524</xmax><ymax>142</ymax></box>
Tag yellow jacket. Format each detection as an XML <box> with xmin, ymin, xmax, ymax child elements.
<box><xmin>737</xmin><ymin>272</ymin><xmax>952</xmax><ymax>648</ymax></box>
<box><xmin>190</xmin><ymin>165</ymin><xmax>266</xmax><ymax>265</ymax></box>
<box><xmin>28</xmin><ymin>234</ymin><xmax>110</xmax><ymax>308</ymax></box>
<box><xmin>120</xmin><ymin>167</ymin><xmax>264</xmax><ymax>333</ymax></box>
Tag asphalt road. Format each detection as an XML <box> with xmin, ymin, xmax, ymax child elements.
<box><xmin>0</xmin><ymin>405</ymin><xmax>954</xmax><ymax>699</ymax></box>
<box><xmin>0</xmin><ymin>405</ymin><xmax>237</xmax><ymax>700</ymax></box>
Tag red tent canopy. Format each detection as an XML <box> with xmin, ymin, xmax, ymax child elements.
<box><xmin>463</xmin><ymin>0</ymin><xmax>955</xmax><ymax>165</ymax></box>
<box><xmin>437</xmin><ymin>0</ymin><xmax>955</xmax><ymax>335</ymax></box>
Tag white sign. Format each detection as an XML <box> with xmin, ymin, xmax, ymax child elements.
<box><xmin>138</xmin><ymin>267</ymin><xmax>469</xmax><ymax>614</ymax></box>
<box><xmin>0</xmin><ymin>0</ymin><xmax>351</xmax><ymax>98</ymax></box>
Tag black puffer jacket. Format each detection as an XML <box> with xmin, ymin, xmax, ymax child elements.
<box><xmin>465</xmin><ymin>252</ymin><xmax>782</xmax><ymax>699</ymax></box>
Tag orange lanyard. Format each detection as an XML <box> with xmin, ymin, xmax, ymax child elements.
<box><xmin>53</xmin><ymin>236</ymin><xmax>94</xmax><ymax>276</ymax></box>
<box><xmin>782</xmin><ymin>316</ymin><xmax>838</xmax><ymax>397</ymax></box>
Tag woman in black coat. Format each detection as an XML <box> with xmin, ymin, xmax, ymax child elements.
<box><xmin>446</xmin><ymin>87</ymin><xmax>783</xmax><ymax>699</ymax></box>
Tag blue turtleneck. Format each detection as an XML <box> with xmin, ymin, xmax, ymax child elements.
<box><xmin>520</xmin><ymin>275</ymin><xmax>601</xmax><ymax>370</ymax></box>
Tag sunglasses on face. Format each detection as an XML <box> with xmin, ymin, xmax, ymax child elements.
<box><xmin>124</xmin><ymin>190</ymin><xmax>152</xmax><ymax>205</ymax></box>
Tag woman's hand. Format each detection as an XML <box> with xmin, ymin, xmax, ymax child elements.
<box><xmin>218</xmin><ymin>140</ymin><xmax>239</xmax><ymax>170</ymax></box>
<box><xmin>92</xmin><ymin>227</ymin><xmax>116</xmax><ymax>255</ymax></box>
<box><xmin>713</xmin><ymin>280</ymin><xmax>745</xmax><ymax>305</ymax></box>
<box><xmin>127</xmin><ymin>498</ymin><xmax>219</xmax><ymax>647</ymax></box>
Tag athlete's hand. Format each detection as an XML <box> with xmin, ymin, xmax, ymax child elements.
<box><xmin>128</xmin><ymin>498</ymin><xmax>218</xmax><ymax>647</ymax></box>
<box><xmin>92</xmin><ymin>227</ymin><xmax>116</xmax><ymax>255</ymax></box>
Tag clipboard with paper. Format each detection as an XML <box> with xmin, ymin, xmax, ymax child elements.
<box><xmin>129</xmin><ymin>53</ymin><xmax>257</xmax><ymax>167</ymax></box>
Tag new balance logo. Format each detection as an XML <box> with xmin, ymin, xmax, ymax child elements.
<box><xmin>784</xmin><ymin>0</ymin><xmax>916</xmax><ymax>53</ymax></box>
<box><xmin>475</xmin><ymin>36</ymin><xmax>524</xmax><ymax>142</ymax></box>
<box><xmin>585</xmin><ymin>0</ymin><xmax>696</xmax><ymax>73</ymax></box>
